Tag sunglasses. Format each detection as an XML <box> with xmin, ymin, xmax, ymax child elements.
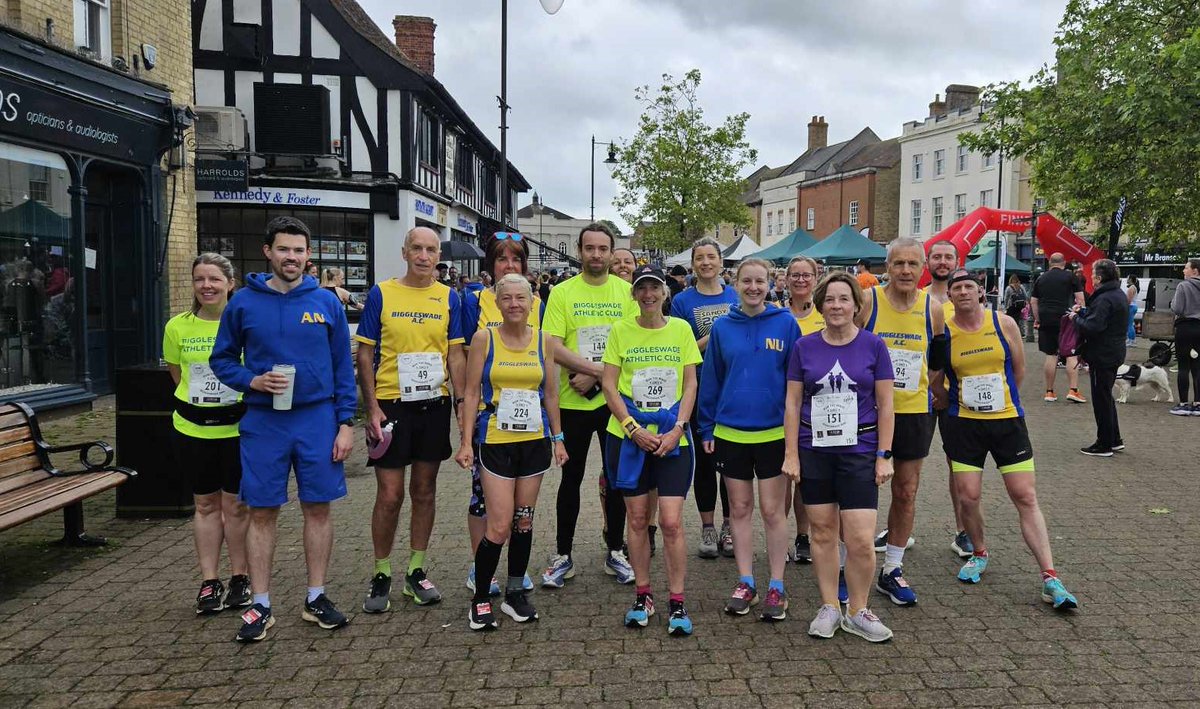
<box><xmin>494</xmin><ymin>232</ymin><xmax>524</xmax><ymax>242</ymax></box>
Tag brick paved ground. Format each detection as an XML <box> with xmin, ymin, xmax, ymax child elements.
<box><xmin>1</xmin><ymin>341</ymin><xmax>1198</xmax><ymax>708</ymax></box>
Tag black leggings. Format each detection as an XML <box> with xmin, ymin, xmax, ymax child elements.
<box><xmin>691</xmin><ymin>409</ymin><xmax>729</xmax><ymax>519</ymax></box>
<box><xmin>557</xmin><ymin>406</ymin><xmax>626</xmax><ymax>555</ymax></box>
<box><xmin>1176</xmin><ymin>319</ymin><xmax>1200</xmax><ymax>402</ymax></box>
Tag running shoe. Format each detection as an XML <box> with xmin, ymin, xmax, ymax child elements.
<box><xmin>760</xmin><ymin>588</ymin><xmax>788</xmax><ymax>622</ymax></box>
<box><xmin>838</xmin><ymin>570</ymin><xmax>849</xmax><ymax>605</ymax></box>
<box><xmin>196</xmin><ymin>579</ymin><xmax>225</xmax><ymax>615</ymax></box>
<box><xmin>362</xmin><ymin>572</ymin><xmax>392</xmax><ymax>613</ymax></box>
<box><xmin>841</xmin><ymin>608</ymin><xmax>893</xmax><ymax>643</ymax></box>
<box><xmin>807</xmin><ymin>603</ymin><xmax>841</xmax><ymax>638</ymax></box>
<box><xmin>1169</xmin><ymin>403</ymin><xmax>1192</xmax><ymax>416</ymax></box>
<box><xmin>1112</xmin><ymin>439</ymin><xmax>1126</xmax><ymax>452</ymax></box>
<box><xmin>468</xmin><ymin>600</ymin><xmax>499</xmax><ymax>631</ymax></box>
<box><xmin>465</xmin><ymin>565</ymin><xmax>501</xmax><ymax>597</ymax></box>
<box><xmin>718</xmin><ymin>521</ymin><xmax>734</xmax><ymax>557</ymax></box>
<box><xmin>226</xmin><ymin>574</ymin><xmax>252</xmax><ymax>609</ymax></box>
<box><xmin>957</xmin><ymin>554</ymin><xmax>989</xmax><ymax>584</ymax></box>
<box><xmin>604</xmin><ymin>549</ymin><xmax>635</xmax><ymax>584</ymax></box>
<box><xmin>791</xmin><ymin>534</ymin><xmax>812</xmax><ymax>564</ymax></box>
<box><xmin>876</xmin><ymin>567</ymin><xmax>918</xmax><ymax>606</ymax></box>
<box><xmin>1044</xmin><ymin>390</ymin><xmax>1057</xmax><ymax>402</ymax></box>
<box><xmin>500</xmin><ymin>591</ymin><xmax>539</xmax><ymax>623</ymax></box>
<box><xmin>667</xmin><ymin>600</ymin><xmax>693</xmax><ymax>637</ymax></box>
<box><xmin>235</xmin><ymin>603</ymin><xmax>273</xmax><ymax>642</ymax></box>
<box><xmin>302</xmin><ymin>594</ymin><xmax>349</xmax><ymax>629</ymax></box>
<box><xmin>541</xmin><ymin>554</ymin><xmax>575</xmax><ymax>588</ymax></box>
<box><xmin>951</xmin><ymin>531</ymin><xmax>974</xmax><ymax>559</ymax></box>
<box><xmin>1192</xmin><ymin>403</ymin><xmax>1200</xmax><ymax>416</ymax></box>
<box><xmin>648</xmin><ymin>525</ymin><xmax>658</xmax><ymax>557</ymax></box>
<box><xmin>697</xmin><ymin>526</ymin><xmax>719</xmax><ymax>559</ymax></box>
<box><xmin>1041</xmin><ymin>577</ymin><xmax>1079</xmax><ymax>610</ymax></box>
<box><xmin>1066</xmin><ymin>388</ymin><xmax>1087</xmax><ymax>403</ymax></box>
<box><xmin>1080</xmin><ymin>443</ymin><xmax>1114</xmax><ymax>457</ymax></box>
<box><xmin>624</xmin><ymin>592</ymin><xmax>655</xmax><ymax>628</ymax></box>
<box><xmin>724</xmin><ymin>581</ymin><xmax>758</xmax><ymax>616</ymax></box>
<box><xmin>402</xmin><ymin>568</ymin><xmax>443</xmax><ymax>605</ymax></box>
<box><xmin>873</xmin><ymin>529</ymin><xmax>915</xmax><ymax>553</ymax></box>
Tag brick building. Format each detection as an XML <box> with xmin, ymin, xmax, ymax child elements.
<box><xmin>0</xmin><ymin>0</ymin><xmax>194</xmax><ymax>407</ymax></box>
<box><xmin>797</xmin><ymin>138</ymin><xmax>900</xmax><ymax>242</ymax></box>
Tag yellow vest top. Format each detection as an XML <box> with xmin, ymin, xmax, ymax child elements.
<box><xmin>477</xmin><ymin>328</ymin><xmax>548</xmax><ymax>444</ymax></box>
<box><xmin>864</xmin><ymin>286</ymin><xmax>933</xmax><ymax>414</ymax></box>
<box><xmin>794</xmin><ymin>305</ymin><xmax>825</xmax><ymax>335</ymax></box>
<box><xmin>946</xmin><ymin>309</ymin><xmax>1022</xmax><ymax>419</ymax></box>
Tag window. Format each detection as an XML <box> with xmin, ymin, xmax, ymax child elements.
<box><xmin>910</xmin><ymin>200</ymin><xmax>922</xmax><ymax>234</ymax></box>
<box><xmin>848</xmin><ymin>200</ymin><xmax>859</xmax><ymax>226</ymax></box>
<box><xmin>1034</xmin><ymin>197</ymin><xmax>1047</xmax><ymax>211</ymax></box>
<box><xmin>28</xmin><ymin>166</ymin><xmax>49</xmax><ymax>203</ymax></box>
<box><xmin>956</xmin><ymin>145</ymin><xmax>969</xmax><ymax>173</ymax></box>
<box><xmin>455</xmin><ymin>144</ymin><xmax>475</xmax><ymax>193</ymax></box>
<box><xmin>416</xmin><ymin>109</ymin><xmax>440</xmax><ymax>171</ymax></box>
<box><xmin>980</xmin><ymin>189</ymin><xmax>994</xmax><ymax>208</ymax></box>
<box><xmin>777</xmin><ymin>211</ymin><xmax>784</xmax><ymax>234</ymax></box>
<box><xmin>911</xmin><ymin>154</ymin><xmax>923</xmax><ymax>181</ymax></box>
<box><xmin>788</xmin><ymin>208</ymin><xmax>795</xmax><ymax>232</ymax></box>
<box><xmin>933</xmin><ymin>149</ymin><xmax>945</xmax><ymax>177</ymax></box>
<box><xmin>76</xmin><ymin>0</ymin><xmax>111</xmax><ymax>59</ymax></box>
<box><xmin>954</xmin><ymin>193</ymin><xmax>967</xmax><ymax>220</ymax></box>
<box><xmin>806</xmin><ymin>207</ymin><xmax>815</xmax><ymax>231</ymax></box>
<box><xmin>983</xmin><ymin>151</ymin><xmax>996</xmax><ymax>168</ymax></box>
<box><xmin>932</xmin><ymin>196</ymin><xmax>943</xmax><ymax>233</ymax></box>
<box><xmin>767</xmin><ymin>211</ymin><xmax>773</xmax><ymax>236</ymax></box>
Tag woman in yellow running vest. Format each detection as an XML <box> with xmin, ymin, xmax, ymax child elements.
<box><xmin>784</xmin><ymin>255</ymin><xmax>824</xmax><ymax>565</ymax></box>
<box><xmin>456</xmin><ymin>274</ymin><xmax>567</xmax><ymax>631</ymax></box>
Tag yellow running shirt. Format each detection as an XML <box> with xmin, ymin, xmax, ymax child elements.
<box><xmin>602</xmin><ymin>317</ymin><xmax>702</xmax><ymax>442</ymax></box>
<box><xmin>864</xmin><ymin>286</ymin><xmax>934</xmax><ymax>414</ymax></box>
<box><xmin>477</xmin><ymin>328</ymin><xmax>548</xmax><ymax>444</ymax></box>
<box><xmin>946</xmin><ymin>309</ymin><xmax>1022</xmax><ymax>419</ymax></box>
<box><xmin>542</xmin><ymin>274</ymin><xmax>639</xmax><ymax>410</ymax></box>
<box><xmin>162</xmin><ymin>312</ymin><xmax>240</xmax><ymax>440</ymax></box>
<box><xmin>354</xmin><ymin>280</ymin><xmax>464</xmax><ymax>401</ymax></box>
<box><xmin>794</xmin><ymin>305</ymin><xmax>825</xmax><ymax>335</ymax></box>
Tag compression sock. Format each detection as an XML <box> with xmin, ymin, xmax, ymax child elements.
<box><xmin>472</xmin><ymin>538</ymin><xmax>503</xmax><ymax>603</ymax></box>
<box><xmin>374</xmin><ymin>558</ymin><xmax>392</xmax><ymax>577</ymax></box>
<box><xmin>408</xmin><ymin>550</ymin><xmax>426</xmax><ymax>575</ymax></box>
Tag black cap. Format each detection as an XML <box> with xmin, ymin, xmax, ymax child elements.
<box><xmin>632</xmin><ymin>264</ymin><xmax>667</xmax><ymax>286</ymax></box>
<box><xmin>669</xmin><ymin>264</ymin><xmax>688</xmax><ymax>276</ymax></box>
<box><xmin>436</xmin><ymin>263</ymin><xmax>448</xmax><ymax>271</ymax></box>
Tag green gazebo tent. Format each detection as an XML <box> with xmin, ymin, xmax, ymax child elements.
<box><xmin>801</xmin><ymin>225</ymin><xmax>886</xmax><ymax>265</ymax></box>
<box><xmin>748</xmin><ymin>228</ymin><xmax>817</xmax><ymax>264</ymax></box>
<box><xmin>965</xmin><ymin>245</ymin><xmax>1031</xmax><ymax>273</ymax></box>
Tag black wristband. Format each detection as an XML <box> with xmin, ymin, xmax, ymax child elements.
<box><xmin>338</xmin><ymin>418</ymin><xmax>355</xmax><ymax>427</ymax></box>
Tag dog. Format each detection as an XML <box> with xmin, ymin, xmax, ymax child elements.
<box><xmin>1114</xmin><ymin>362</ymin><xmax>1173</xmax><ymax>403</ymax></box>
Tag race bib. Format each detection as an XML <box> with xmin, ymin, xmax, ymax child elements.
<box><xmin>495</xmin><ymin>388</ymin><xmax>541</xmax><ymax>432</ymax></box>
<box><xmin>188</xmin><ymin>363</ymin><xmax>239</xmax><ymax>405</ymax></box>
<box><xmin>888</xmin><ymin>348</ymin><xmax>924</xmax><ymax>391</ymax></box>
<box><xmin>962</xmin><ymin>373</ymin><xmax>1004</xmax><ymax>412</ymax></box>
<box><xmin>397</xmin><ymin>352</ymin><xmax>445</xmax><ymax>402</ymax></box>
<box><xmin>811</xmin><ymin>392</ymin><xmax>858</xmax><ymax>447</ymax></box>
<box><xmin>631</xmin><ymin>367</ymin><xmax>678</xmax><ymax>410</ymax></box>
<box><xmin>577</xmin><ymin>325</ymin><xmax>611</xmax><ymax>363</ymax></box>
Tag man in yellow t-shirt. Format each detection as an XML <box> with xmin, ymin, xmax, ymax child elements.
<box><xmin>540</xmin><ymin>222</ymin><xmax>639</xmax><ymax>588</ymax></box>
<box><xmin>355</xmin><ymin>227</ymin><xmax>465</xmax><ymax>611</ymax></box>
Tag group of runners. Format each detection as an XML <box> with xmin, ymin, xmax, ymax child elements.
<box><xmin>162</xmin><ymin>217</ymin><xmax>1078</xmax><ymax>644</ymax></box>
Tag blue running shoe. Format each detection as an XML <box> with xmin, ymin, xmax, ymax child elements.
<box><xmin>876</xmin><ymin>567</ymin><xmax>918</xmax><ymax>606</ymax></box>
<box><xmin>604</xmin><ymin>549</ymin><xmax>635</xmax><ymax>584</ymax></box>
<box><xmin>541</xmin><ymin>554</ymin><xmax>575</xmax><ymax>589</ymax></box>
<box><xmin>667</xmin><ymin>600</ymin><xmax>693</xmax><ymax>637</ymax></box>
<box><xmin>1041</xmin><ymin>577</ymin><xmax>1078</xmax><ymax>610</ymax></box>
<box><xmin>837</xmin><ymin>570</ymin><xmax>849</xmax><ymax>605</ymax></box>
<box><xmin>624</xmin><ymin>593</ymin><xmax>654</xmax><ymax>628</ymax></box>
<box><xmin>465</xmin><ymin>565</ymin><xmax>501</xmax><ymax>597</ymax></box>
<box><xmin>958</xmin><ymin>554</ymin><xmax>989</xmax><ymax>584</ymax></box>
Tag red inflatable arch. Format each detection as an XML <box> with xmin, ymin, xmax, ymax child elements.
<box><xmin>919</xmin><ymin>207</ymin><xmax>1106</xmax><ymax>291</ymax></box>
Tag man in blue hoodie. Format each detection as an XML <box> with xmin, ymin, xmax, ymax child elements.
<box><xmin>211</xmin><ymin>216</ymin><xmax>357</xmax><ymax>642</ymax></box>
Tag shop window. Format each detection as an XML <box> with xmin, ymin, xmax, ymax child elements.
<box><xmin>0</xmin><ymin>142</ymin><xmax>76</xmax><ymax>395</ymax></box>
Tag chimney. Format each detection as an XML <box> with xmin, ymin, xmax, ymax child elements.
<box><xmin>944</xmin><ymin>84</ymin><xmax>981</xmax><ymax>113</ymax></box>
<box><xmin>393</xmin><ymin>15</ymin><xmax>436</xmax><ymax>75</ymax></box>
<box><xmin>928</xmin><ymin>93</ymin><xmax>947</xmax><ymax>118</ymax></box>
<box><xmin>807</xmin><ymin>115</ymin><xmax>828</xmax><ymax>152</ymax></box>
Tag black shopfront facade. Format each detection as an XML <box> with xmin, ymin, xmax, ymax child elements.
<box><xmin>0</xmin><ymin>28</ymin><xmax>180</xmax><ymax>409</ymax></box>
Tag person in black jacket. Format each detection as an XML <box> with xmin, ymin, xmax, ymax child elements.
<box><xmin>1069</xmin><ymin>259</ymin><xmax>1128</xmax><ymax>457</ymax></box>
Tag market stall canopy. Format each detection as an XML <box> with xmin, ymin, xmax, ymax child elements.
<box><xmin>0</xmin><ymin>201</ymin><xmax>70</xmax><ymax>243</ymax></box>
<box><xmin>748</xmin><ymin>228</ymin><xmax>818</xmax><ymax>264</ymax></box>
<box><xmin>722</xmin><ymin>234</ymin><xmax>760</xmax><ymax>262</ymax></box>
<box><xmin>664</xmin><ymin>248</ymin><xmax>692</xmax><ymax>268</ymax></box>
<box><xmin>801</xmin><ymin>225</ymin><xmax>886</xmax><ymax>265</ymax></box>
<box><xmin>440</xmin><ymin>240</ymin><xmax>485</xmax><ymax>260</ymax></box>
<box><xmin>964</xmin><ymin>246</ymin><xmax>1031</xmax><ymax>273</ymax></box>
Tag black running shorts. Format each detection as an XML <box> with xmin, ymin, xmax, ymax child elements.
<box><xmin>369</xmin><ymin>397</ymin><xmax>452</xmax><ymax>469</ymax></box>
<box><xmin>712</xmin><ymin>437</ymin><xmax>785</xmax><ymax>481</ymax></box>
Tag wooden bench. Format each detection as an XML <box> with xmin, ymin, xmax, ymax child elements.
<box><xmin>0</xmin><ymin>402</ymin><xmax>136</xmax><ymax>546</ymax></box>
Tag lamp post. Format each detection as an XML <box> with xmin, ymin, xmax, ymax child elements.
<box><xmin>498</xmin><ymin>1</ymin><xmax>564</xmax><ymax>229</ymax></box>
<box><xmin>591</xmin><ymin>135</ymin><xmax>618</xmax><ymax>221</ymax></box>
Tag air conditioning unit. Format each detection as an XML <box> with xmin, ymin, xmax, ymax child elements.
<box><xmin>194</xmin><ymin>106</ymin><xmax>248</xmax><ymax>152</ymax></box>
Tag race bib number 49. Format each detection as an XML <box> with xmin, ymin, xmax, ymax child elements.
<box><xmin>397</xmin><ymin>352</ymin><xmax>445</xmax><ymax>401</ymax></box>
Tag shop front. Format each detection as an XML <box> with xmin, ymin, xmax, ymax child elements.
<box><xmin>0</xmin><ymin>28</ymin><xmax>179</xmax><ymax>407</ymax></box>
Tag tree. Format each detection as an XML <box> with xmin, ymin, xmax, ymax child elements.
<box><xmin>959</xmin><ymin>0</ymin><xmax>1200</xmax><ymax>247</ymax></box>
<box><xmin>612</xmin><ymin>70</ymin><xmax>758</xmax><ymax>255</ymax></box>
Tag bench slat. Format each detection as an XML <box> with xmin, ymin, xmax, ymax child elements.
<box><xmin>0</xmin><ymin>440</ymin><xmax>36</xmax><ymax>464</ymax></box>
<box><xmin>0</xmin><ymin>453</ymin><xmax>42</xmax><ymax>479</ymax></box>
<box><xmin>0</xmin><ymin>410</ymin><xmax>28</xmax><ymax>429</ymax></box>
<box><xmin>0</xmin><ymin>472</ymin><xmax>128</xmax><ymax>531</ymax></box>
<box><xmin>0</xmin><ymin>426</ymin><xmax>33</xmax><ymax>446</ymax></box>
<box><xmin>0</xmin><ymin>469</ymin><xmax>51</xmax><ymax>495</ymax></box>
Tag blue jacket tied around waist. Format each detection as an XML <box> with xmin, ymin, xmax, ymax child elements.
<box><xmin>613</xmin><ymin>394</ymin><xmax>684</xmax><ymax>491</ymax></box>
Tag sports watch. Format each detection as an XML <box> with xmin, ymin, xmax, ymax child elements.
<box><xmin>876</xmin><ymin>449</ymin><xmax>893</xmax><ymax>460</ymax></box>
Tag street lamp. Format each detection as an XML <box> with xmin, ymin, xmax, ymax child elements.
<box><xmin>591</xmin><ymin>135</ymin><xmax>617</xmax><ymax>221</ymax></box>
<box><xmin>499</xmin><ymin>1</ymin><xmax>564</xmax><ymax>230</ymax></box>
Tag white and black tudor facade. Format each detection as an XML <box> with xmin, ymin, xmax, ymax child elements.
<box><xmin>192</xmin><ymin>0</ymin><xmax>529</xmax><ymax>302</ymax></box>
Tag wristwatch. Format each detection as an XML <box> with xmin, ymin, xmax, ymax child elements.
<box><xmin>339</xmin><ymin>418</ymin><xmax>355</xmax><ymax>428</ymax></box>
<box><xmin>550</xmin><ymin>432</ymin><xmax>565</xmax><ymax>442</ymax></box>
<box><xmin>876</xmin><ymin>449</ymin><xmax>893</xmax><ymax>460</ymax></box>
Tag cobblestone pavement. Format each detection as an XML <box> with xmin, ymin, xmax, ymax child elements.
<box><xmin>1</xmin><ymin>341</ymin><xmax>1198</xmax><ymax>708</ymax></box>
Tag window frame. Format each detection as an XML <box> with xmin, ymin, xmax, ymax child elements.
<box><xmin>933</xmin><ymin>149</ymin><xmax>945</xmax><ymax>177</ymax></box>
<box><xmin>932</xmin><ymin>196</ymin><xmax>943</xmax><ymax>233</ymax></box>
<box><xmin>911</xmin><ymin>154</ymin><xmax>923</xmax><ymax>181</ymax></box>
<box><xmin>954</xmin><ymin>193</ymin><xmax>967</xmax><ymax>221</ymax></box>
<box><xmin>806</xmin><ymin>207</ymin><xmax>815</xmax><ymax>231</ymax></box>
<box><xmin>956</xmin><ymin>145</ymin><xmax>969</xmax><ymax>173</ymax></box>
<box><xmin>910</xmin><ymin>199</ymin><xmax>922</xmax><ymax>235</ymax></box>
<box><xmin>848</xmin><ymin>200</ymin><xmax>859</xmax><ymax>226</ymax></box>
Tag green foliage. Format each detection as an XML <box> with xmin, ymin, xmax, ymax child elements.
<box><xmin>959</xmin><ymin>0</ymin><xmax>1200</xmax><ymax>246</ymax></box>
<box><xmin>612</xmin><ymin>70</ymin><xmax>758</xmax><ymax>255</ymax></box>
<box><xmin>596</xmin><ymin>219</ymin><xmax>622</xmax><ymax>237</ymax></box>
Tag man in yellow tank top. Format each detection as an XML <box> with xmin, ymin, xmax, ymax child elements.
<box><xmin>935</xmin><ymin>270</ymin><xmax>1078</xmax><ymax>610</ymax></box>
<box><xmin>859</xmin><ymin>237</ymin><xmax>946</xmax><ymax>607</ymax></box>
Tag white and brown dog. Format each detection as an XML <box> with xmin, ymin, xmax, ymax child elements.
<box><xmin>1114</xmin><ymin>362</ymin><xmax>1173</xmax><ymax>403</ymax></box>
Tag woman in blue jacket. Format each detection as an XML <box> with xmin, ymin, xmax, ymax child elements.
<box><xmin>698</xmin><ymin>258</ymin><xmax>801</xmax><ymax>622</ymax></box>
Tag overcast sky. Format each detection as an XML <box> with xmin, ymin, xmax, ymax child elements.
<box><xmin>359</xmin><ymin>0</ymin><xmax>1068</xmax><ymax>232</ymax></box>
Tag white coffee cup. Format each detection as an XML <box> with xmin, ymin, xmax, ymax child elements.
<box><xmin>272</xmin><ymin>364</ymin><xmax>297</xmax><ymax>410</ymax></box>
